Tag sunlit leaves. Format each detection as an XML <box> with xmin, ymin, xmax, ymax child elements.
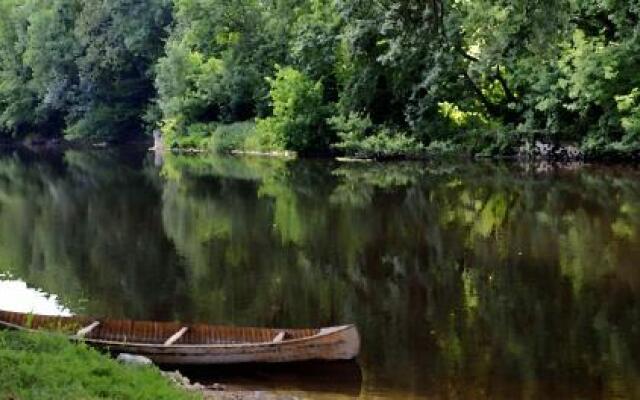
<box><xmin>256</xmin><ymin>66</ymin><xmax>332</xmax><ymax>152</ymax></box>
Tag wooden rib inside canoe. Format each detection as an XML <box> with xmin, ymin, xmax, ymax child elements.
<box><xmin>0</xmin><ymin>310</ymin><xmax>360</xmax><ymax>365</ymax></box>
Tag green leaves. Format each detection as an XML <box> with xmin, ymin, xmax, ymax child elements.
<box><xmin>329</xmin><ymin>112</ymin><xmax>425</xmax><ymax>159</ymax></box>
<box><xmin>0</xmin><ymin>0</ymin><xmax>171</xmax><ymax>141</ymax></box>
<box><xmin>0</xmin><ymin>0</ymin><xmax>638</xmax><ymax>155</ymax></box>
<box><xmin>256</xmin><ymin>67</ymin><xmax>332</xmax><ymax>153</ymax></box>
<box><xmin>616</xmin><ymin>89</ymin><xmax>640</xmax><ymax>144</ymax></box>
<box><xmin>68</xmin><ymin>0</ymin><xmax>171</xmax><ymax>139</ymax></box>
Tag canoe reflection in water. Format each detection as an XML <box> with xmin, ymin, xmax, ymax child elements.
<box><xmin>174</xmin><ymin>360</ymin><xmax>363</xmax><ymax>398</ymax></box>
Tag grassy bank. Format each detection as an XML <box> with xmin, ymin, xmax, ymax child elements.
<box><xmin>0</xmin><ymin>330</ymin><xmax>195</xmax><ymax>400</ymax></box>
<box><xmin>160</xmin><ymin>120</ymin><xmax>433</xmax><ymax>160</ymax></box>
<box><xmin>161</xmin><ymin>122</ymin><xmax>640</xmax><ymax>162</ymax></box>
<box><xmin>162</xmin><ymin>121</ymin><xmax>277</xmax><ymax>154</ymax></box>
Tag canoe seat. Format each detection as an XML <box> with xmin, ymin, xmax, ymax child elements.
<box><xmin>76</xmin><ymin>321</ymin><xmax>101</xmax><ymax>338</ymax></box>
<box><xmin>164</xmin><ymin>327</ymin><xmax>189</xmax><ymax>346</ymax></box>
<box><xmin>272</xmin><ymin>331</ymin><xmax>287</xmax><ymax>343</ymax></box>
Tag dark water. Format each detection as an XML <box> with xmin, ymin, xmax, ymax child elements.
<box><xmin>0</xmin><ymin>148</ymin><xmax>639</xmax><ymax>399</ymax></box>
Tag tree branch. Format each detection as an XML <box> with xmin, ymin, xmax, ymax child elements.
<box><xmin>464</xmin><ymin>72</ymin><xmax>499</xmax><ymax>117</ymax></box>
<box><xmin>494</xmin><ymin>65</ymin><xmax>516</xmax><ymax>103</ymax></box>
<box><xmin>457</xmin><ymin>48</ymin><xmax>479</xmax><ymax>62</ymax></box>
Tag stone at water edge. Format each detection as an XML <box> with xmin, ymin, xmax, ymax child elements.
<box><xmin>208</xmin><ymin>383</ymin><xmax>225</xmax><ymax>391</ymax></box>
<box><xmin>161</xmin><ymin>371</ymin><xmax>191</xmax><ymax>386</ymax></box>
<box><xmin>116</xmin><ymin>353</ymin><xmax>154</xmax><ymax>366</ymax></box>
<box><xmin>161</xmin><ymin>371</ymin><xmax>217</xmax><ymax>392</ymax></box>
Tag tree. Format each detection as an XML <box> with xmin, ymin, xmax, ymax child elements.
<box><xmin>0</xmin><ymin>0</ymin><xmax>171</xmax><ymax>141</ymax></box>
<box><xmin>155</xmin><ymin>0</ymin><xmax>287</xmax><ymax>130</ymax></box>
<box><xmin>0</xmin><ymin>0</ymin><xmax>638</xmax><ymax>156</ymax></box>
<box><xmin>256</xmin><ymin>66</ymin><xmax>332</xmax><ymax>153</ymax></box>
<box><xmin>68</xmin><ymin>0</ymin><xmax>171</xmax><ymax>140</ymax></box>
<box><xmin>0</xmin><ymin>0</ymin><xmax>37</xmax><ymax>137</ymax></box>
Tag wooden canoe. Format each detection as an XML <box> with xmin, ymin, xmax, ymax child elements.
<box><xmin>0</xmin><ymin>310</ymin><xmax>360</xmax><ymax>365</ymax></box>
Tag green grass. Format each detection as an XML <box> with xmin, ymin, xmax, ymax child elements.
<box><xmin>0</xmin><ymin>330</ymin><xmax>196</xmax><ymax>400</ymax></box>
<box><xmin>163</xmin><ymin>121</ymin><xmax>256</xmax><ymax>153</ymax></box>
<box><xmin>161</xmin><ymin>120</ymin><xmax>287</xmax><ymax>155</ymax></box>
<box><xmin>209</xmin><ymin>121</ymin><xmax>259</xmax><ymax>153</ymax></box>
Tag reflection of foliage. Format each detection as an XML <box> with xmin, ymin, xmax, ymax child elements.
<box><xmin>161</xmin><ymin>155</ymin><xmax>353</xmax><ymax>325</ymax></box>
<box><xmin>2</xmin><ymin>151</ymin><xmax>640</xmax><ymax>398</ymax></box>
<box><xmin>333</xmin><ymin>162</ymin><xmax>428</xmax><ymax>188</ymax></box>
<box><xmin>330</xmin><ymin>162</ymin><xmax>429</xmax><ymax>208</ymax></box>
<box><xmin>0</xmin><ymin>150</ymin><xmax>189</xmax><ymax>319</ymax></box>
<box><xmin>160</xmin><ymin>153</ymin><xmax>290</xmax><ymax>183</ymax></box>
<box><xmin>159</xmin><ymin>154</ymin><xmax>640</xmax><ymax>397</ymax></box>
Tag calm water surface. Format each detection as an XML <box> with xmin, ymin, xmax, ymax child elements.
<box><xmin>0</xmin><ymin>149</ymin><xmax>639</xmax><ymax>399</ymax></box>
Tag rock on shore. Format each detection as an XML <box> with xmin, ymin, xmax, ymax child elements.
<box><xmin>161</xmin><ymin>370</ymin><xmax>296</xmax><ymax>399</ymax></box>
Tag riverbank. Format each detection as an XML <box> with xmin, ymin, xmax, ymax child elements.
<box><xmin>0</xmin><ymin>330</ymin><xmax>298</xmax><ymax>400</ymax></box>
<box><xmin>0</xmin><ymin>330</ymin><xmax>196</xmax><ymax>399</ymax></box>
<box><xmin>2</xmin><ymin>129</ymin><xmax>639</xmax><ymax>163</ymax></box>
<box><xmin>155</xmin><ymin>121</ymin><xmax>640</xmax><ymax>162</ymax></box>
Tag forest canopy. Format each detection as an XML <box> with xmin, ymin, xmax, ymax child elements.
<box><xmin>0</xmin><ymin>0</ymin><xmax>638</xmax><ymax>158</ymax></box>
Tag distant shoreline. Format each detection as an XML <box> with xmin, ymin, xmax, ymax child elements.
<box><xmin>1</xmin><ymin>137</ymin><xmax>639</xmax><ymax>163</ymax></box>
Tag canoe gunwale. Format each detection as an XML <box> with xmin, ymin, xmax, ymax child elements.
<box><xmin>81</xmin><ymin>325</ymin><xmax>355</xmax><ymax>350</ymax></box>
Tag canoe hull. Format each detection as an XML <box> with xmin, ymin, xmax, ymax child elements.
<box><xmin>0</xmin><ymin>310</ymin><xmax>360</xmax><ymax>365</ymax></box>
<box><xmin>92</xmin><ymin>326</ymin><xmax>360</xmax><ymax>365</ymax></box>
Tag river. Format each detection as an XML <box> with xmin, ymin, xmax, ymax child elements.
<box><xmin>0</xmin><ymin>148</ymin><xmax>639</xmax><ymax>399</ymax></box>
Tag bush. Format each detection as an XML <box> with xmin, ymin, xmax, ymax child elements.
<box><xmin>256</xmin><ymin>67</ymin><xmax>333</xmax><ymax>153</ymax></box>
<box><xmin>209</xmin><ymin>121</ymin><xmax>257</xmax><ymax>153</ymax></box>
<box><xmin>616</xmin><ymin>88</ymin><xmax>640</xmax><ymax>145</ymax></box>
<box><xmin>330</xmin><ymin>112</ymin><xmax>425</xmax><ymax>159</ymax></box>
<box><xmin>160</xmin><ymin>118</ymin><xmax>215</xmax><ymax>150</ymax></box>
<box><xmin>160</xmin><ymin>120</ymin><xmax>264</xmax><ymax>153</ymax></box>
<box><xmin>425</xmin><ymin>140</ymin><xmax>464</xmax><ymax>156</ymax></box>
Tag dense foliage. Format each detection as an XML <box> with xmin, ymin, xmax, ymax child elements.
<box><xmin>0</xmin><ymin>0</ymin><xmax>639</xmax><ymax>157</ymax></box>
<box><xmin>0</xmin><ymin>0</ymin><xmax>171</xmax><ymax>141</ymax></box>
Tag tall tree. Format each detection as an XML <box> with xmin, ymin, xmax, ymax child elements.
<box><xmin>69</xmin><ymin>0</ymin><xmax>172</xmax><ymax>140</ymax></box>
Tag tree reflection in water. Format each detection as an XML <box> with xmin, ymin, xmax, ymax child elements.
<box><xmin>0</xmin><ymin>149</ymin><xmax>638</xmax><ymax>399</ymax></box>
